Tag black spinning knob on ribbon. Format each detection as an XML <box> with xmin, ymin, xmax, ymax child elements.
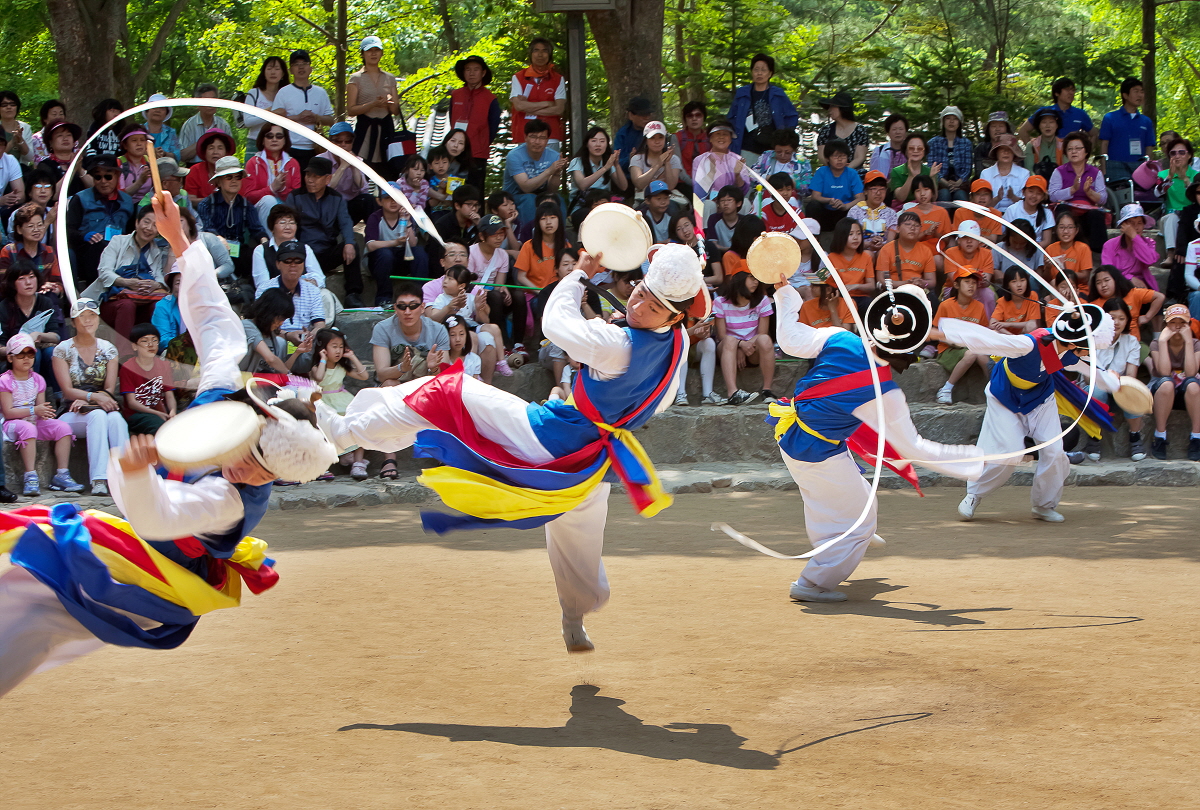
<box><xmin>863</xmin><ymin>284</ymin><xmax>932</xmax><ymax>354</ymax></box>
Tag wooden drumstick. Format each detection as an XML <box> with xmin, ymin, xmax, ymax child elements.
<box><xmin>146</xmin><ymin>137</ymin><xmax>164</xmax><ymax>200</ymax></box>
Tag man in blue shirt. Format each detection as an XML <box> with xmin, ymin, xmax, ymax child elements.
<box><xmin>1098</xmin><ymin>77</ymin><xmax>1155</xmax><ymax>209</ymax></box>
<box><xmin>612</xmin><ymin>96</ymin><xmax>653</xmax><ymax>173</ymax></box>
<box><xmin>1017</xmin><ymin>77</ymin><xmax>1094</xmax><ymax>141</ymax></box>
<box><xmin>502</xmin><ymin>118</ymin><xmax>565</xmax><ymax>225</ymax></box>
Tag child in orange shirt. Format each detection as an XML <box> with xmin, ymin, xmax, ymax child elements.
<box><xmin>797</xmin><ymin>280</ymin><xmax>853</xmax><ymax>328</ymax></box>
<box><xmin>990</xmin><ymin>266</ymin><xmax>1041</xmax><ymax>333</ymax></box>
<box><xmin>911</xmin><ymin>175</ymin><xmax>951</xmax><ymax>252</ymax></box>
<box><xmin>940</xmin><ymin>219</ymin><xmax>996</xmax><ymax>314</ymax></box>
<box><xmin>1041</xmin><ymin>268</ymin><xmax>1077</xmax><ymax>329</ymax></box>
<box><xmin>875</xmin><ymin>210</ymin><xmax>937</xmax><ymax>291</ymax></box>
<box><xmin>952</xmin><ymin>179</ymin><xmax>1004</xmax><ymax>243</ymax></box>
<box><xmin>514</xmin><ymin>200</ymin><xmax>571</xmax><ymax>290</ymax></box>
<box><xmin>1046</xmin><ymin>209</ymin><xmax>1093</xmax><ymax>296</ymax></box>
<box><xmin>1088</xmin><ymin>264</ymin><xmax>1165</xmax><ymax>342</ymax></box>
<box><xmin>828</xmin><ymin>217</ymin><xmax>876</xmax><ymax>311</ymax></box>
<box><xmin>934</xmin><ymin>267</ymin><xmax>990</xmax><ymax>403</ymax></box>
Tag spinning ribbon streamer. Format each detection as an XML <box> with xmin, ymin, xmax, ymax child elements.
<box><xmin>54</xmin><ymin>97</ymin><xmax>445</xmax><ymax>305</ymax></box>
<box><xmin>713</xmin><ymin>170</ymin><xmax>1106</xmax><ymax>559</ymax></box>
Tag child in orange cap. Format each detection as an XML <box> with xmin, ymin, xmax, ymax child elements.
<box><xmin>934</xmin><ymin>267</ymin><xmax>990</xmax><ymax>403</ymax></box>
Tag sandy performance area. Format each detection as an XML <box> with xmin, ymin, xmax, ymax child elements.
<box><xmin>2</xmin><ymin>485</ymin><xmax>1197</xmax><ymax>809</ymax></box>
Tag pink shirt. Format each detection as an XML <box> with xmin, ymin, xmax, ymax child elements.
<box><xmin>1101</xmin><ymin>234</ymin><xmax>1160</xmax><ymax>291</ymax></box>
<box><xmin>713</xmin><ymin>295</ymin><xmax>773</xmax><ymax>341</ymax></box>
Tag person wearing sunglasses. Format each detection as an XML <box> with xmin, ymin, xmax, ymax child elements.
<box><xmin>64</xmin><ymin>154</ymin><xmax>135</xmax><ymax>285</ymax></box>
<box><xmin>0</xmin><ymin>194</ymin><xmax>338</xmax><ymax>700</ymax></box>
<box><xmin>1155</xmin><ymin>138</ymin><xmax>1198</xmax><ymax>268</ymax></box>
<box><xmin>318</xmin><ymin>243</ymin><xmax>709</xmax><ymax>654</ymax></box>
<box><xmin>242</xmin><ymin>124</ymin><xmax>301</xmax><ymax>226</ymax></box>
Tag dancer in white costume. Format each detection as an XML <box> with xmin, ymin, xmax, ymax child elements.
<box><xmin>318</xmin><ymin>243</ymin><xmax>708</xmax><ymax>653</ymax></box>
<box><xmin>769</xmin><ymin>278</ymin><xmax>984</xmax><ymax>602</ymax></box>
<box><xmin>0</xmin><ymin>194</ymin><xmax>334</xmax><ymax>698</ymax></box>
<box><xmin>932</xmin><ymin>304</ymin><xmax>1122</xmax><ymax>522</ymax></box>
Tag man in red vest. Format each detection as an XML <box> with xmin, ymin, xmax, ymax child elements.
<box><xmin>449</xmin><ymin>55</ymin><xmax>500</xmax><ymax>192</ymax></box>
<box><xmin>510</xmin><ymin>37</ymin><xmax>566</xmax><ymax>148</ymax></box>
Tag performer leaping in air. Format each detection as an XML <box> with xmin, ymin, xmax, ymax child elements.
<box><xmin>763</xmin><ymin>278</ymin><xmax>984</xmax><ymax>603</ymax></box>
<box><xmin>931</xmin><ymin>304</ymin><xmax>1122</xmax><ymax>523</ymax></box>
<box><xmin>0</xmin><ymin>192</ymin><xmax>336</xmax><ymax>698</ymax></box>
<box><xmin>317</xmin><ymin>243</ymin><xmax>708</xmax><ymax>653</ymax></box>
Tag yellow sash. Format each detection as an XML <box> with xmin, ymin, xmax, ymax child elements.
<box><xmin>768</xmin><ymin>400</ymin><xmax>839</xmax><ymax>445</ymax></box>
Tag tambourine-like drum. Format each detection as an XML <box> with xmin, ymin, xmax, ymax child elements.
<box><xmin>154</xmin><ymin>400</ymin><xmax>265</xmax><ymax>471</ymax></box>
<box><xmin>579</xmin><ymin>202</ymin><xmax>653</xmax><ymax>270</ymax></box>
<box><xmin>745</xmin><ymin>232</ymin><xmax>801</xmax><ymax>285</ymax></box>
<box><xmin>1113</xmin><ymin>376</ymin><xmax>1153</xmax><ymax>415</ymax></box>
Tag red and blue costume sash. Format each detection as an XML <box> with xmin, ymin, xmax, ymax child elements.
<box><xmin>0</xmin><ymin>503</ymin><xmax>278</xmax><ymax>650</ymax></box>
<box><xmin>408</xmin><ymin>325</ymin><xmax>686</xmax><ymax>533</ymax></box>
<box><xmin>766</xmin><ymin>330</ymin><xmax>922</xmax><ymax>490</ymax></box>
<box><xmin>990</xmin><ymin>329</ymin><xmax>1114</xmax><ymax>438</ymax></box>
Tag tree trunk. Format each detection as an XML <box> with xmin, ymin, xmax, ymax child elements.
<box><xmin>588</xmin><ymin>0</ymin><xmax>666</xmax><ymax>132</ymax></box>
<box><xmin>46</xmin><ymin>0</ymin><xmax>128</xmax><ymax>117</ymax></box>
<box><xmin>1141</xmin><ymin>0</ymin><xmax>1157</xmax><ymax>122</ymax></box>
<box><xmin>335</xmin><ymin>0</ymin><xmax>348</xmax><ymax>118</ymax></box>
<box><xmin>436</xmin><ymin>0</ymin><xmax>460</xmax><ymax>53</ymax></box>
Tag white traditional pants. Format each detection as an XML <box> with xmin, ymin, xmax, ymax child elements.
<box><xmin>782</xmin><ymin>450</ymin><xmax>878</xmax><ymax>591</ymax></box>
<box><xmin>330</xmin><ymin>378</ymin><xmax>611</xmax><ymax>620</ymax></box>
<box><xmin>0</xmin><ymin>567</ymin><xmax>103</xmax><ymax>698</ymax></box>
<box><xmin>967</xmin><ymin>390</ymin><xmax>1068</xmax><ymax>509</ymax></box>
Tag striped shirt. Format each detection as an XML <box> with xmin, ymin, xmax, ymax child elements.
<box><xmin>713</xmin><ymin>295</ymin><xmax>773</xmax><ymax>341</ymax></box>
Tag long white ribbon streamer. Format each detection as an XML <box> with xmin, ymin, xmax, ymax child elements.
<box><xmin>55</xmin><ymin>97</ymin><xmax>444</xmax><ymax>305</ymax></box>
<box><xmin>719</xmin><ymin>177</ymin><xmax>1107</xmax><ymax>559</ymax></box>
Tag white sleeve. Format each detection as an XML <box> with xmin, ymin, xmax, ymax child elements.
<box><xmin>251</xmin><ymin>245</ymin><xmax>268</xmax><ymax>293</ymax></box>
<box><xmin>177</xmin><ymin>238</ymin><xmax>247</xmax><ymax>393</ymax></box>
<box><xmin>509</xmin><ymin>76</ymin><xmax>523</xmax><ymax>99</ymax></box>
<box><xmin>542</xmin><ymin>270</ymin><xmax>632</xmax><ymax>380</ymax></box>
<box><xmin>853</xmin><ymin>389</ymin><xmax>984</xmax><ymax>480</ymax></box>
<box><xmin>939</xmin><ymin>318</ymin><xmax>1034</xmax><ymax>358</ymax></box>
<box><xmin>1062</xmin><ymin>359</ymin><xmax>1121</xmax><ymax>393</ymax></box>
<box><xmin>108</xmin><ymin>462</ymin><xmax>244</xmax><ymax>541</ymax></box>
<box><xmin>555</xmin><ymin>80</ymin><xmax>567</xmax><ymax>100</ymax></box>
<box><xmin>1186</xmin><ymin>243</ymin><xmax>1200</xmax><ymax>291</ymax></box>
<box><xmin>774</xmin><ymin>285</ymin><xmax>835</xmax><ymax>358</ymax></box>
<box><xmin>318</xmin><ymin>87</ymin><xmax>335</xmax><ymax>116</ymax></box>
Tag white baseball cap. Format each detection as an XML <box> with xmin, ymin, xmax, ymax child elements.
<box><xmin>360</xmin><ymin>35</ymin><xmax>384</xmax><ymax>52</ymax></box>
<box><xmin>957</xmin><ymin>220</ymin><xmax>981</xmax><ymax>238</ymax></box>
<box><xmin>643</xmin><ymin>121</ymin><xmax>668</xmax><ymax>139</ymax></box>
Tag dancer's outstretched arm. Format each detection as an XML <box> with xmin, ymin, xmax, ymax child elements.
<box><xmin>933</xmin><ymin>319</ymin><xmax>1033</xmax><ymax>359</ymax></box>
<box><xmin>543</xmin><ymin>258</ymin><xmax>631</xmax><ymax>380</ymax></box>
<box><xmin>773</xmin><ymin>284</ymin><xmax>840</xmax><ymax>359</ymax></box>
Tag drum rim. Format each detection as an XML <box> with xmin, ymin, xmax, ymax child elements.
<box><xmin>155</xmin><ymin>400</ymin><xmax>264</xmax><ymax>470</ymax></box>
<box><xmin>746</xmin><ymin>232</ymin><xmax>802</xmax><ymax>283</ymax></box>
<box><xmin>579</xmin><ymin>203</ymin><xmax>653</xmax><ymax>270</ymax></box>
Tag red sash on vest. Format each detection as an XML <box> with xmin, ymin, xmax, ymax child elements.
<box><xmin>449</xmin><ymin>86</ymin><xmax>496</xmax><ymax>160</ymax></box>
<box><xmin>511</xmin><ymin>67</ymin><xmax>565</xmax><ymax>143</ymax></box>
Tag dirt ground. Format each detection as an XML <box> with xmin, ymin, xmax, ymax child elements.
<box><xmin>2</xmin><ymin>486</ymin><xmax>1198</xmax><ymax>809</ymax></box>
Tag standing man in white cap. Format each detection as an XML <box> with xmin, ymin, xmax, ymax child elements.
<box><xmin>317</xmin><ymin>243</ymin><xmax>709</xmax><ymax>654</ymax></box>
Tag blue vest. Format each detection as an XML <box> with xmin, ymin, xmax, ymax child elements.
<box><xmin>987</xmin><ymin>334</ymin><xmax>1081</xmax><ymax>415</ymax></box>
<box><xmin>779</xmin><ymin>330</ymin><xmax>897</xmax><ymax>463</ymax></box>
<box><xmin>75</xmin><ymin>187</ymin><xmax>135</xmax><ymax>240</ymax></box>
<box><xmin>527</xmin><ymin>325</ymin><xmax>682</xmax><ymax>459</ymax></box>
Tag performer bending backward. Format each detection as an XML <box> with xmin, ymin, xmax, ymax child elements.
<box><xmin>931</xmin><ymin>304</ymin><xmax>1120</xmax><ymax>524</ymax></box>
<box><xmin>317</xmin><ymin>244</ymin><xmax>708</xmax><ymax>653</ymax></box>
<box><xmin>769</xmin><ymin>278</ymin><xmax>984</xmax><ymax>603</ymax></box>
<box><xmin>0</xmin><ymin>193</ymin><xmax>336</xmax><ymax>698</ymax></box>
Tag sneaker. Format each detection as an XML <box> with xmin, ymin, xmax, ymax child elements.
<box><xmin>343</xmin><ymin>293</ymin><xmax>364</xmax><ymax>308</ymax></box>
<box><xmin>936</xmin><ymin>388</ymin><xmax>953</xmax><ymax>404</ymax></box>
<box><xmin>1084</xmin><ymin>437</ymin><xmax>1102</xmax><ymax>462</ymax></box>
<box><xmin>0</xmin><ymin>486</ymin><xmax>16</xmax><ymax>504</ymax></box>
<box><xmin>674</xmin><ymin>391</ymin><xmax>689</xmax><ymax>406</ymax></box>
<box><xmin>1151</xmin><ymin>436</ymin><xmax>1168</xmax><ymax>460</ymax></box>
<box><xmin>91</xmin><ymin>480</ymin><xmax>108</xmax><ymax>497</ymax></box>
<box><xmin>22</xmin><ymin>472</ymin><xmax>38</xmax><ymax>497</ymax></box>
<box><xmin>701</xmin><ymin>392</ymin><xmax>727</xmax><ymax>406</ymax></box>
<box><xmin>869</xmin><ymin>534</ymin><xmax>886</xmax><ymax>548</ymax></box>
<box><xmin>1032</xmin><ymin>506</ymin><xmax>1065</xmax><ymax>523</ymax></box>
<box><xmin>789</xmin><ymin>581</ymin><xmax>848</xmax><ymax>602</ymax></box>
<box><xmin>49</xmin><ymin>471</ymin><xmax>84</xmax><ymax>492</ymax></box>
<box><xmin>919</xmin><ymin>345</ymin><xmax>937</xmax><ymax>360</ymax></box>
<box><xmin>958</xmin><ymin>493</ymin><xmax>980</xmax><ymax>521</ymax></box>
<box><xmin>273</xmin><ymin>479</ymin><xmax>300</xmax><ymax>486</ymax></box>
<box><xmin>1130</xmin><ymin>434</ymin><xmax>1147</xmax><ymax>462</ymax></box>
<box><xmin>316</xmin><ymin>471</ymin><xmax>336</xmax><ymax>481</ymax></box>
<box><xmin>562</xmin><ymin>619</ymin><xmax>594</xmax><ymax>653</ymax></box>
<box><xmin>494</xmin><ymin>357</ymin><xmax>514</xmax><ymax>377</ymax></box>
<box><xmin>728</xmin><ymin>389</ymin><xmax>760</xmax><ymax>406</ymax></box>
<box><xmin>350</xmin><ymin>460</ymin><xmax>369</xmax><ymax>480</ymax></box>
<box><xmin>773</xmin><ymin>346</ymin><xmax>785</xmax><ymax>360</ymax></box>
<box><xmin>761</xmin><ymin>389</ymin><xmax>778</xmax><ymax>403</ymax></box>
<box><xmin>1066</xmin><ymin>451</ymin><xmax>1086</xmax><ymax>465</ymax></box>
